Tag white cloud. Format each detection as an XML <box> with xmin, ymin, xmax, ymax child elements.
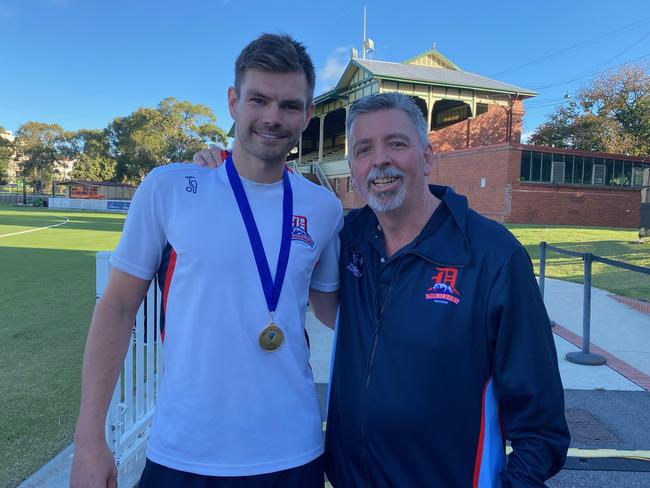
<box><xmin>317</xmin><ymin>46</ymin><xmax>352</xmax><ymax>92</ymax></box>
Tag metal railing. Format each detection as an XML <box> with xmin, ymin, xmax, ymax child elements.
<box><xmin>539</xmin><ymin>241</ymin><xmax>650</xmax><ymax>366</ymax></box>
<box><xmin>96</xmin><ymin>252</ymin><xmax>163</xmax><ymax>487</ymax></box>
<box><xmin>310</xmin><ymin>161</ymin><xmax>334</xmax><ymax>192</ymax></box>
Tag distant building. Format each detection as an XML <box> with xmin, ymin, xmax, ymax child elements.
<box><xmin>57</xmin><ymin>180</ymin><xmax>135</xmax><ymax>200</ymax></box>
<box><xmin>290</xmin><ymin>47</ymin><xmax>650</xmax><ymax>228</ymax></box>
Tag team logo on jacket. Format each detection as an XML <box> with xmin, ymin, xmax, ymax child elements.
<box><xmin>291</xmin><ymin>215</ymin><xmax>315</xmax><ymax>248</ymax></box>
<box><xmin>346</xmin><ymin>252</ymin><xmax>363</xmax><ymax>278</ymax></box>
<box><xmin>425</xmin><ymin>267</ymin><xmax>461</xmax><ymax>304</ymax></box>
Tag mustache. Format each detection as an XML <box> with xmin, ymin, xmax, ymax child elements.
<box><xmin>365</xmin><ymin>167</ymin><xmax>405</xmax><ymax>187</ymax></box>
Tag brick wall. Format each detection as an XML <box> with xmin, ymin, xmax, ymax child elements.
<box><xmin>430</xmin><ymin>144</ymin><xmax>514</xmax><ymax>221</ymax></box>
<box><xmin>428</xmin><ymin>101</ymin><xmax>524</xmax><ymax>153</ymax></box>
<box><xmin>509</xmin><ymin>182</ymin><xmax>641</xmax><ymax>228</ymax></box>
<box><xmin>329</xmin><ymin>176</ymin><xmax>366</xmax><ymax>210</ymax></box>
<box><xmin>430</xmin><ymin>144</ymin><xmax>643</xmax><ymax>228</ymax></box>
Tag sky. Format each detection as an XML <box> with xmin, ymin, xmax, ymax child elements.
<box><xmin>1</xmin><ymin>0</ymin><xmax>649</xmax><ymax>140</ymax></box>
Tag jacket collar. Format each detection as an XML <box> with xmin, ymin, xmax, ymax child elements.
<box><xmin>348</xmin><ymin>185</ymin><xmax>471</xmax><ymax>267</ymax></box>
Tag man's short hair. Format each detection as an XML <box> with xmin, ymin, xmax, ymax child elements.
<box><xmin>235</xmin><ymin>33</ymin><xmax>316</xmax><ymax>102</ymax></box>
<box><xmin>347</xmin><ymin>93</ymin><xmax>430</xmax><ymax>148</ymax></box>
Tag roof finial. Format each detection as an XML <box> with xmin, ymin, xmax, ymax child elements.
<box><xmin>433</xmin><ymin>42</ymin><xmax>437</xmax><ymax>50</ymax></box>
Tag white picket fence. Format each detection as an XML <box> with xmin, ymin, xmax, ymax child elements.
<box><xmin>96</xmin><ymin>252</ymin><xmax>163</xmax><ymax>487</ymax></box>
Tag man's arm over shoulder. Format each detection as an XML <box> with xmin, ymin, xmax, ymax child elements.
<box><xmin>489</xmin><ymin>246</ymin><xmax>570</xmax><ymax>487</ymax></box>
<box><xmin>70</xmin><ymin>269</ymin><xmax>151</xmax><ymax>488</ymax></box>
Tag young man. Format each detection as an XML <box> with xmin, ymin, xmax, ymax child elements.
<box><xmin>70</xmin><ymin>34</ymin><xmax>342</xmax><ymax>488</ymax></box>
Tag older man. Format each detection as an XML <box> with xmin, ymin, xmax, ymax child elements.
<box><xmin>324</xmin><ymin>93</ymin><xmax>569</xmax><ymax>487</ymax></box>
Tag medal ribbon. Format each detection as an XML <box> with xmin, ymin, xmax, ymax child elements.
<box><xmin>225</xmin><ymin>155</ymin><xmax>292</xmax><ymax>315</ymax></box>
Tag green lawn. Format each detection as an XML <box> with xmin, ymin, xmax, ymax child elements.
<box><xmin>0</xmin><ymin>204</ymin><xmax>125</xmax><ymax>487</ymax></box>
<box><xmin>508</xmin><ymin>224</ymin><xmax>649</xmax><ymax>302</ymax></box>
<box><xmin>0</xmin><ymin>205</ymin><xmax>648</xmax><ymax>487</ymax></box>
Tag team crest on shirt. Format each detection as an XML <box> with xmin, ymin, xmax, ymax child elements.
<box><xmin>425</xmin><ymin>267</ymin><xmax>461</xmax><ymax>305</ymax></box>
<box><xmin>291</xmin><ymin>215</ymin><xmax>315</xmax><ymax>248</ymax></box>
<box><xmin>346</xmin><ymin>252</ymin><xmax>364</xmax><ymax>278</ymax></box>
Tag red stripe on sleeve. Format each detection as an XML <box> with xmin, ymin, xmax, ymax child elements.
<box><xmin>161</xmin><ymin>249</ymin><xmax>177</xmax><ymax>343</ymax></box>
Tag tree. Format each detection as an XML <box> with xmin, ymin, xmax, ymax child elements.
<box><xmin>14</xmin><ymin>122</ymin><xmax>74</xmax><ymax>193</ymax></box>
<box><xmin>0</xmin><ymin>126</ymin><xmax>13</xmax><ymax>184</ymax></box>
<box><xmin>529</xmin><ymin>63</ymin><xmax>650</xmax><ymax>156</ymax></box>
<box><xmin>109</xmin><ymin>97</ymin><xmax>228</xmax><ymax>183</ymax></box>
<box><xmin>70</xmin><ymin>129</ymin><xmax>117</xmax><ymax>181</ymax></box>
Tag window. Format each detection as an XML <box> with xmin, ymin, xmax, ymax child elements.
<box><xmin>593</xmin><ymin>164</ymin><xmax>606</xmax><ymax>185</ymax></box>
<box><xmin>564</xmin><ymin>155</ymin><xmax>574</xmax><ymax>184</ymax></box>
<box><xmin>584</xmin><ymin>157</ymin><xmax>593</xmax><ymax>184</ymax></box>
<box><xmin>335</xmin><ymin>178</ymin><xmax>341</xmax><ymax>193</ymax></box>
<box><xmin>541</xmin><ymin>153</ymin><xmax>552</xmax><ymax>182</ymax></box>
<box><xmin>604</xmin><ymin>159</ymin><xmax>615</xmax><ymax>185</ymax></box>
<box><xmin>531</xmin><ymin>152</ymin><xmax>542</xmax><ymax>180</ymax></box>
<box><xmin>520</xmin><ymin>151</ymin><xmax>531</xmax><ymax>181</ymax></box>
<box><xmin>347</xmin><ymin>177</ymin><xmax>354</xmax><ymax>193</ymax></box>
<box><xmin>551</xmin><ymin>161</ymin><xmax>565</xmax><ymax>183</ymax></box>
<box><xmin>574</xmin><ymin>156</ymin><xmax>584</xmax><ymax>184</ymax></box>
<box><xmin>632</xmin><ymin>166</ymin><xmax>645</xmax><ymax>187</ymax></box>
<box><xmin>521</xmin><ymin>150</ymin><xmax>644</xmax><ymax>187</ymax></box>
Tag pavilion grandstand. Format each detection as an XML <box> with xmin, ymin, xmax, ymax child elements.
<box><xmin>270</xmin><ymin>46</ymin><xmax>649</xmax><ymax>229</ymax></box>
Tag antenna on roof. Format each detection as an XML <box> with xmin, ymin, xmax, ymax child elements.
<box><xmin>362</xmin><ymin>6</ymin><xmax>374</xmax><ymax>60</ymax></box>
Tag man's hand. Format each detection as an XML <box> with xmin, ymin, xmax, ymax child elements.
<box><xmin>193</xmin><ymin>147</ymin><xmax>228</xmax><ymax>168</ymax></box>
<box><xmin>70</xmin><ymin>438</ymin><xmax>117</xmax><ymax>488</ymax></box>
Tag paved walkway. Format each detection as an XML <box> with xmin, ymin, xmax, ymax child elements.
<box><xmin>19</xmin><ymin>278</ymin><xmax>650</xmax><ymax>487</ymax></box>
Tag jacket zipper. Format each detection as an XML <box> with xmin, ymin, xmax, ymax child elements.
<box><xmin>359</xmin><ymin>257</ymin><xmax>404</xmax><ymax>485</ymax></box>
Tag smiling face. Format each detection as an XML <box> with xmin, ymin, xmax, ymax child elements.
<box><xmin>228</xmin><ymin>68</ymin><xmax>313</xmax><ymax>168</ymax></box>
<box><xmin>348</xmin><ymin>108</ymin><xmax>433</xmax><ymax>214</ymax></box>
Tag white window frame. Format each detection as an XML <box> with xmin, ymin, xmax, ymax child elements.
<box><xmin>632</xmin><ymin>167</ymin><xmax>644</xmax><ymax>187</ymax></box>
<box><xmin>592</xmin><ymin>164</ymin><xmax>606</xmax><ymax>185</ymax></box>
<box><xmin>551</xmin><ymin>161</ymin><xmax>565</xmax><ymax>184</ymax></box>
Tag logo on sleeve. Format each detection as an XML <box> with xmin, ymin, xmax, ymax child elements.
<box><xmin>346</xmin><ymin>252</ymin><xmax>364</xmax><ymax>278</ymax></box>
<box><xmin>425</xmin><ymin>267</ymin><xmax>461</xmax><ymax>304</ymax></box>
<box><xmin>291</xmin><ymin>215</ymin><xmax>315</xmax><ymax>248</ymax></box>
<box><xmin>185</xmin><ymin>176</ymin><xmax>198</xmax><ymax>193</ymax></box>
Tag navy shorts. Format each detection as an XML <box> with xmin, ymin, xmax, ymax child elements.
<box><xmin>138</xmin><ymin>456</ymin><xmax>324</xmax><ymax>488</ymax></box>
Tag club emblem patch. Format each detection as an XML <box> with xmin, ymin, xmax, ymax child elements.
<box><xmin>346</xmin><ymin>252</ymin><xmax>364</xmax><ymax>278</ymax></box>
<box><xmin>425</xmin><ymin>266</ymin><xmax>461</xmax><ymax>305</ymax></box>
<box><xmin>291</xmin><ymin>215</ymin><xmax>315</xmax><ymax>248</ymax></box>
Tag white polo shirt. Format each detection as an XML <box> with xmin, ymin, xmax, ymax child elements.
<box><xmin>110</xmin><ymin>162</ymin><xmax>343</xmax><ymax>476</ymax></box>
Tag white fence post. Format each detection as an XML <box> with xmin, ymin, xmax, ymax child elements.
<box><xmin>96</xmin><ymin>252</ymin><xmax>162</xmax><ymax>487</ymax></box>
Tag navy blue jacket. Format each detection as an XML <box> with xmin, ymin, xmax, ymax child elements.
<box><xmin>325</xmin><ymin>186</ymin><xmax>569</xmax><ymax>487</ymax></box>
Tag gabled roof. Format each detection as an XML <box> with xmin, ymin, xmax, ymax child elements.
<box><xmin>362</xmin><ymin>59</ymin><xmax>534</xmax><ymax>96</ymax></box>
<box><xmin>403</xmin><ymin>47</ymin><xmax>461</xmax><ymax>70</ymax></box>
<box><xmin>315</xmin><ymin>55</ymin><xmax>536</xmax><ymax>105</ymax></box>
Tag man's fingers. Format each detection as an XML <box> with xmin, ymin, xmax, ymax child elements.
<box><xmin>192</xmin><ymin>149</ymin><xmax>211</xmax><ymax>166</ymax></box>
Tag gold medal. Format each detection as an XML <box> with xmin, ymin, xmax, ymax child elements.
<box><xmin>259</xmin><ymin>323</ymin><xmax>284</xmax><ymax>351</ymax></box>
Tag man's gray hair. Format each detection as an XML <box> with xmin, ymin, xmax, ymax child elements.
<box><xmin>346</xmin><ymin>92</ymin><xmax>430</xmax><ymax>148</ymax></box>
